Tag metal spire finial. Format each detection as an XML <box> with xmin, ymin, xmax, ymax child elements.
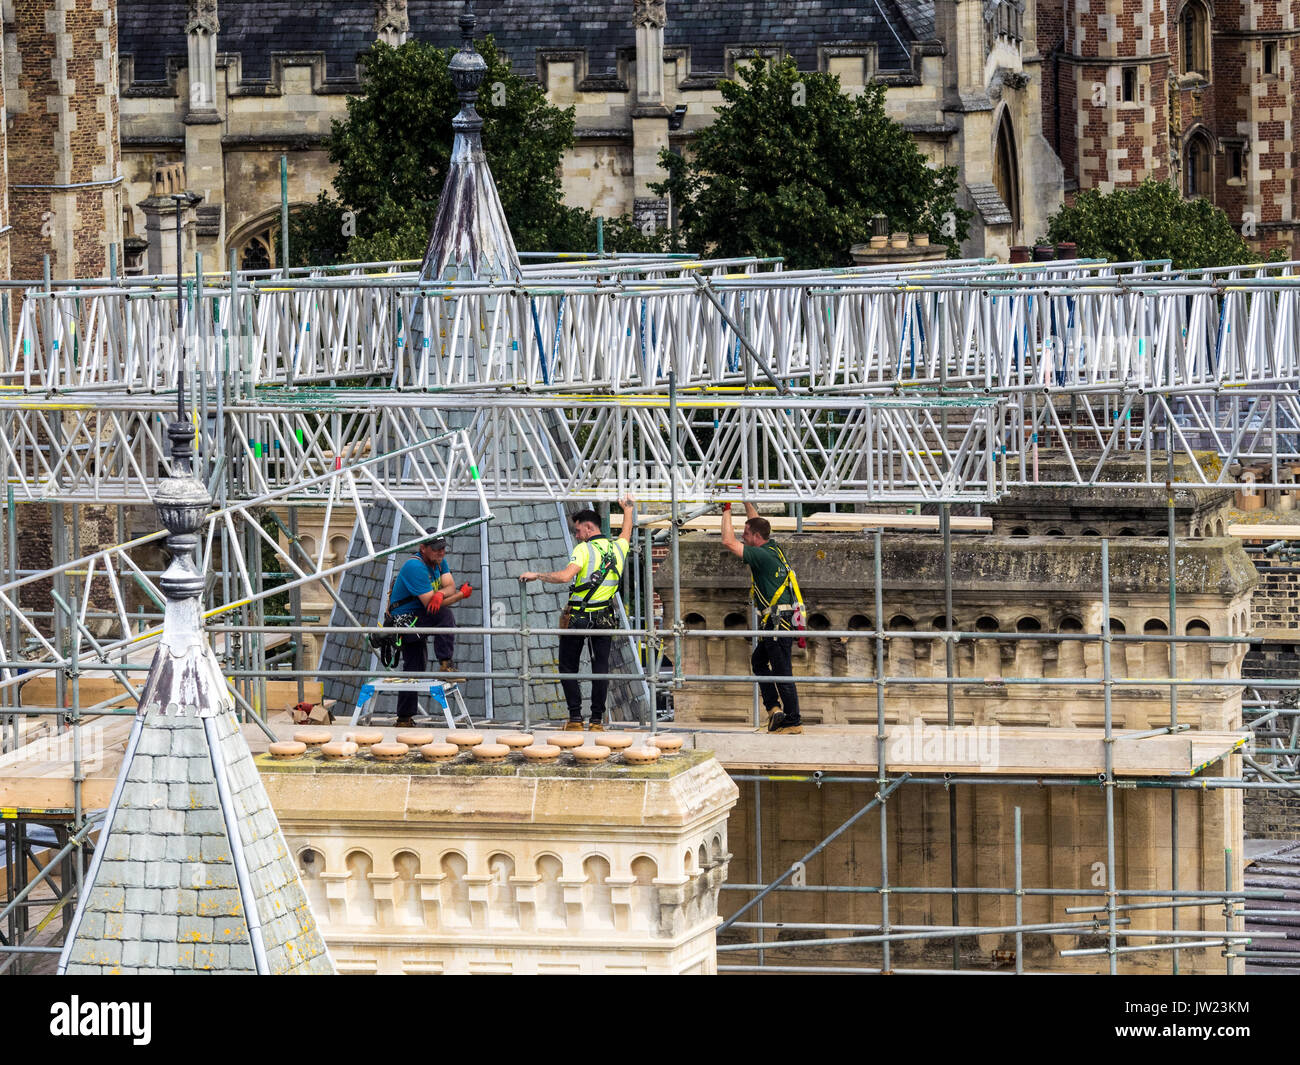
<box><xmin>449</xmin><ymin>0</ymin><xmax>486</xmax><ymax>130</ymax></box>
<box><xmin>156</xmin><ymin>190</ymin><xmax>212</xmax><ymax>603</ymax></box>
<box><xmin>457</xmin><ymin>0</ymin><xmax>476</xmax><ymax>45</ymax></box>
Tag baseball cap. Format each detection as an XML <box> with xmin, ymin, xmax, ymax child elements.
<box><xmin>425</xmin><ymin>537</ymin><xmax>448</xmax><ymax>550</ymax></box>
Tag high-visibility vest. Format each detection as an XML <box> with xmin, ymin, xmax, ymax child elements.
<box><xmin>568</xmin><ymin>538</ymin><xmax>628</xmax><ymax>613</ymax></box>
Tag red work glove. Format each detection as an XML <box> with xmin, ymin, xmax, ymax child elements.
<box><xmin>722</xmin><ymin>502</ymin><xmax>732</xmax><ymax>512</ymax></box>
<box><xmin>428</xmin><ymin>591</ymin><xmax>445</xmax><ymax>612</ymax></box>
<box><xmin>459</xmin><ymin>582</ymin><xmax>473</xmax><ymax>600</ymax></box>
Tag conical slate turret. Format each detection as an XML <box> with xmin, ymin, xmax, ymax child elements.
<box><xmin>57</xmin><ymin>399</ymin><xmax>334</xmax><ymax>974</ymax></box>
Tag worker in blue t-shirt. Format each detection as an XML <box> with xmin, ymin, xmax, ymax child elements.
<box><xmin>387</xmin><ymin>536</ymin><xmax>472</xmax><ymax>723</ymax></box>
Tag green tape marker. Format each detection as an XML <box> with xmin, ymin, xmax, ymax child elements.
<box><xmin>470</xmin><ymin>465</ymin><xmax>480</xmax><ymax>480</ymax></box>
<box><xmin>253</xmin><ymin>441</ymin><xmax>263</xmax><ymax>458</ymax></box>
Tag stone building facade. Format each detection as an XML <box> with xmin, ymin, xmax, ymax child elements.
<box><xmin>6</xmin><ymin>3</ymin><xmax>1300</xmax><ymax>278</ymax></box>
<box><xmin>105</xmin><ymin>0</ymin><xmax>1062</xmax><ymax>273</ymax></box>
<box><xmin>1038</xmin><ymin>0</ymin><xmax>1300</xmax><ymax>257</ymax></box>
<box><xmin>665</xmin><ymin>531</ymin><xmax>1257</xmax><ymax>732</ymax></box>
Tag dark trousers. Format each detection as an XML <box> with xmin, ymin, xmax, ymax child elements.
<box><xmin>558</xmin><ymin>613</ymin><xmax>612</xmax><ymax>722</ymax></box>
<box><xmin>753</xmin><ymin>621</ymin><xmax>799</xmax><ymax>722</ymax></box>
<box><xmin>396</xmin><ymin>605</ymin><xmax>456</xmax><ymax>719</ymax></box>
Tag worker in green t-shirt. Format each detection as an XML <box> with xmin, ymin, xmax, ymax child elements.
<box><xmin>720</xmin><ymin>501</ymin><xmax>802</xmax><ymax>734</ymax></box>
<box><xmin>521</xmin><ymin>496</ymin><xmax>635</xmax><ymax>730</ymax></box>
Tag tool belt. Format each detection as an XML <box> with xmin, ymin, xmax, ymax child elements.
<box><xmin>369</xmin><ymin>609</ymin><xmax>418</xmax><ymax>670</ymax></box>
<box><xmin>561</xmin><ymin>601</ymin><xmax>617</xmax><ymax>631</ymax></box>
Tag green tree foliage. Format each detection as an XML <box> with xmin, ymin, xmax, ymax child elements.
<box><xmin>1044</xmin><ymin>178</ymin><xmax>1261</xmax><ymax>269</ymax></box>
<box><xmin>289</xmin><ymin>38</ymin><xmax>648</xmax><ymax>265</ymax></box>
<box><xmin>652</xmin><ymin>58</ymin><xmax>969</xmax><ymax>267</ymax></box>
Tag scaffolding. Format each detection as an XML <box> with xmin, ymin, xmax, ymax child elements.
<box><xmin>2</xmin><ymin>252</ymin><xmax>1299</xmax><ymax>974</ymax></box>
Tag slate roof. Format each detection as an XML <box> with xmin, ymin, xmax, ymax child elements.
<box><xmin>665</xmin><ymin>0</ymin><xmax>923</xmax><ymax>73</ymax></box>
<box><xmin>1244</xmin><ymin>841</ymin><xmax>1300</xmax><ymax>974</ymax></box>
<box><xmin>118</xmin><ymin>1</ymin><xmax>932</xmax><ymax>86</ymax></box>
<box><xmin>58</xmin><ymin>702</ymin><xmax>333</xmax><ymax>974</ymax></box>
<box><xmin>967</xmin><ymin>181</ymin><xmax>1013</xmax><ymax>226</ymax></box>
<box><xmin>318</xmin><ymin>493</ymin><xmax>650</xmax><ymax>724</ymax></box>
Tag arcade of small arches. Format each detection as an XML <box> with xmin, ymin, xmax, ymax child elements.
<box><xmin>678</xmin><ymin>595</ymin><xmax>1250</xmax><ymax>730</ymax></box>
<box><xmin>292</xmin><ymin>832</ymin><xmax>730</xmax><ymax>935</ymax></box>
<box><xmin>999</xmin><ymin>517</ymin><xmax>1231</xmax><ymax>538</ymax></box>
<box><xmin>686</xmin><ymin>604</ymin><xmax>1242</xmax><ymax>647</ymax></box>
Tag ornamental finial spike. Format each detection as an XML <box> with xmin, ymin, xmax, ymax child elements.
<box><xmin>449</xmin><ymin>0</ymin><xmax>487</xmax><ymax>116</ymax></box>
<box><xmin>458</xmin><ymin>0</ymin><xmax>476</xmax><ymax>45</ymax></box>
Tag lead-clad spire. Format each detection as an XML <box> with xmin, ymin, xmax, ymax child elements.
<box><xmin>418</xmin><ymin>1</ymin><xmax>521</xmax><ymax>282</ymax></box>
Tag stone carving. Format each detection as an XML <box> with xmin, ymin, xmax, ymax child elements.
<box><xmin>1169</xmin><ymin>70</ymin><xmax>1182</xmax><ymax>182</ymax></box>
<box><xmin>989</xmin><ymin>67</ymin><xmax>1029</xmax><ymax>100</ymax></box>
<box><xmin>374</xmin><ymin>0</ymin><xmax>409</xmax><ymax>39</ymax></box>
<box><xmin>666</xmin><ymin>524</ymin><xmax>1255</xmax><ymax>731</ymax></box>
<box><xmin>186</xmin><ymin>0</ymin><xmax>219</xmax><ymax>35</ymax></box>
<box><xmin>634</xmin><ymin>0</ymin><xmax>667</xmax><ymax>29</ymax></box>
<box><xmin>984</xmin><ymin>0</ymin><xmax>1024</xmax><ymax>52</ymax></box>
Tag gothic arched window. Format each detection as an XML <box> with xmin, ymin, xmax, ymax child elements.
<box><xmin>1185</xmin><ymin>131</ymin><xmax>1213</xmax><ymax>198</ymax></box>
<box><xmin>993</xmin><ymin>111</ymin><xmax>1022</xmax><ymax>238</ymax></box>
<box><xmin>1180</xmin><ymin>1</ymin><xmax>1210</xmax><ymax>79</ymax></box>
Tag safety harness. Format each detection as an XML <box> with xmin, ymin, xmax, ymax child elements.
<box><xmin>569</xmin><ymin>538</ymin><xmax>624</xmax><ymax>620</ymax></box>
<box><xmin>751</xmin><ymin>541</ymin><xmax>807</xmax><ymax>631</ymax></box>
<box><xmin>371</xmin><ymin>555</ymin><xmax>435</xmax><ymax>669</ymax></box>
<box><xmin>569</xmin><ymin>538</ymin><xmax>629</xmax><ymax>629</ymax></box>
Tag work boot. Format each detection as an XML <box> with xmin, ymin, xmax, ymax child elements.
<box><xmin>767</xmin><ymin>710</ymin><xmax>803</xmax><ymax>734</ymax></box>
<box><xmin>587</xmin><ymin>721</ymin><xmax>605</xmax><ymax>732</ymax></box>
<box><xmin>563</xmin><ymin>720</ymin><xmax>585</xmax><ymax>732</ymax></box>
<box><xmin>438</xmin><ymin>659</ymin><xmax>466</xmax><ymax>683</ymax></box>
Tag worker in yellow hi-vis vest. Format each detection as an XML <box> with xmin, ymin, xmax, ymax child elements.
<box><xmin>720</xmin><ymin>501</ymin><xmax>805</xmax><ymax>734</ymax></box>
<box><xmin>521</xmin><ymin>496</ymin><xmax>635</xmax><ymax>731</ymax></box>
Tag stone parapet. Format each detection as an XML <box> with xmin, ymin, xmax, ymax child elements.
<box><xmin>662</xmin><ymin>533</ymin><xmax>1256</xmax><ymax>731</ymax></box>
<box><xmin>259</xmin><ymin>745</ymin><xmax>738</xmax><ymax>974</ymax></box>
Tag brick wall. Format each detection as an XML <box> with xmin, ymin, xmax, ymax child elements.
<box><xmin>1244</xmin><ymin>790</ymin><xmax>1300</xmax><ymax>839</ymax></box>
<box><xmin>9</xmin><ymin>0</ymin><xmax>121</xmax><ymax>281</ymax></box>
<box><xmin>1041</xmin><ymin>0</ymin><xmax>1300</xmax><ymax>257</ymax></box>
<box><xmin>1249</xmin><ymin>562</ymin><xmax>1300</xmax><ymax>630</ymax></box>
<box><xmin>1038</xmin><ymin>0</ymin><xmax>1065</xmax><ymax>162</ymax></box>
<box><xmin>1062</xmin><ymin>2</ymin><xmax>1171</xmax><ymax>192</ymax></box>
<box><xmin>1242</xmin><ymin>555</ymin><xmax>1300</xmax><ymax>839</ymax></box>
<box><xmin>0</xmin><ymin>2</ymin><xmax>9</xmax><ymax>283</ymax></box>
